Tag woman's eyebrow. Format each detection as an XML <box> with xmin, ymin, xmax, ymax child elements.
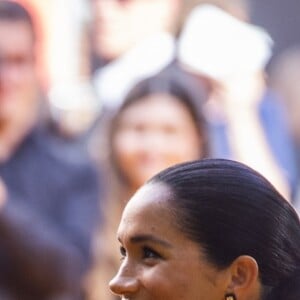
<box><xmin>129</xmin><ymin>234</ymin><xmax>173</xmax><ymax>248</ymax></box>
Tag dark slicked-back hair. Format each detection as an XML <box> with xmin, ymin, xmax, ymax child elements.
<box><xmin>150</xmin><ymin>159</ymin><xmax>300</xmax><ymax>300</ymax></box>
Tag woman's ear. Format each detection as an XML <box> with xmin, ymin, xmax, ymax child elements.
<box><xmin>226</xmin><ymin>255</ymin><xmax>261</xmax><ymax>299</ymax></box>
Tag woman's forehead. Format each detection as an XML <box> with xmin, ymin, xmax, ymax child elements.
<box><xmin>125</xmin><ymin>182</ymin><xmax>171</xmax><ymax>215</ymax></box>
<box><xmin>118</xmin><ymin>183</ymin><xmax>174</xmax><ymax>231</ymax></box>
<box><xmin>116</xmin><ymin>182</ymin><xmax>196</xmax><ymax>249</ymax></box>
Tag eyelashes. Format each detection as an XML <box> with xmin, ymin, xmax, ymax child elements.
<box><xmin>119</xmin><ymin>245</ymin><xmax>162</xmax><ymax>261</ymax></box>
<box><xmin>120</xmin><ymin>246</ymin><xmax>126</xmax><ymax>260</ymax></box>
<box><xmin>142</xmin><ymin>246</ymin><xmax>161</xmax><ymax>259</ymax></box>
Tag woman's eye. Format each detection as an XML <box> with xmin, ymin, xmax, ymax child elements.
<box><xmin>120</xmin><ymin>246</ymin><xmax>126</xmax><ymax>260</ymax></box>
<box><xmin>142</xmin><ymin>246</ymin><xmax>161</xmax><ymax>260</ymax></box>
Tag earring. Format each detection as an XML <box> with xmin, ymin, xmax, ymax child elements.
<box><xmin>225</xmin><ymin>293</ymin><xmax>236</xmax><ymax>300</ymax></box>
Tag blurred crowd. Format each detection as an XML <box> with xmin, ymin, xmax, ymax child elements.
<box><xmin>0</xmin><ymin>0</ymin><xmax>299</xmax><ymax>299</ymax></box>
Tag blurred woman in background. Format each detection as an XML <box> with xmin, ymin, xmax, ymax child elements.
<box><xmin>85</xmin><ymin>66</ymin><xmax>209</xmax><ymax>300</ymax></box>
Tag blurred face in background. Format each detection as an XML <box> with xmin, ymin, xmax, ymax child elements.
<box><xmin>91</xmin><ymin>0</ymin><xmax>180</xmax><ymax>61</ymax></box>
<box><xmin>112</xmin><ymin>93</ymin><xmax>202</xmax><ymax>191</ymax></box>
<box><xmin>0</xmin><ymin>20</ymin><xmax>38</xmax><ymax>126</ymax></box>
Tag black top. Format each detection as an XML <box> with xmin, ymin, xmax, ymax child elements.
<box><xmin>0</xmin><ymin>128</ymin><xmax>101</xmax><ymax>299</ymax></box>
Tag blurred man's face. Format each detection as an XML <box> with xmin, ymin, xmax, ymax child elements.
<box><xmin>0</xmin><ymin>20</ymin><xmax>38</xmax><ymax>124</ymax></box>
<box><xmin>92</xmin><ymin>0</ymin><xmax>178</xmax><ymax>61</ymax></box>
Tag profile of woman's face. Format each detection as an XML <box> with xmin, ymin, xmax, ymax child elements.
<box><xmin>112</xmin><ymin>93</ymin><xmax>202</xmax><ymax>190</ymax></box>
<box><xmin>109</xmin><ymin>183</ymin><xmax>229</xmax><ymax>299</ymax></box>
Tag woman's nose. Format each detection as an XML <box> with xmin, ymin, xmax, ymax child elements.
<box><xmin>109</xmin><ymin>267</ymin><xmax>139</xmax><ymax>296</ymax></box>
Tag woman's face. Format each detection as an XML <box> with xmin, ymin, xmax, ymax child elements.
<box><xmin>112</xmin><ymin>94</ymin><xmax>202</xmax><ymax>190</ymax></box>
<box><xmin>109</xmin><ymin>183</ymin><xmax>230</xmax><ymax>300</ymax></box>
